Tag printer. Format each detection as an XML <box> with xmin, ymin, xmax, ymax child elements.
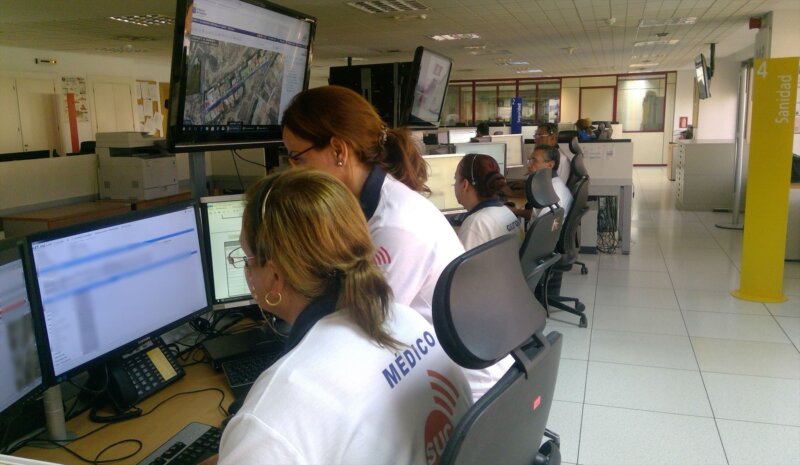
<box><xmin>96</xmin><ymin>132</ymin><xmax>178</xmax><ymax>201</ymax></box>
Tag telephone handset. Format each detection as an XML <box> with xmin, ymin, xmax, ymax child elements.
<box><xmin>106</xmin><ymin>337</ymin><xmax>185</xmax><ymax>412</ymax></box>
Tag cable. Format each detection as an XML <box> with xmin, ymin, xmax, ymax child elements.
<box><xmin>596</xmin><ymin>196</ymin><xmax>619</xmax><ymax>253</ymax></box>
<box><xmin>232</xmin><ymin>148</ymin><xmax>267</xmax><ymax>168</ymax></box>
<box><xmin>230</xmin><ymin>150</ymin><xmax>245</xmax><ymax>191</ymax></box>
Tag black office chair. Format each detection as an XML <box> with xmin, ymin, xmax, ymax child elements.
<box><xmin>565</xmin><ymin>140</ymin><xmax>590</xmax><ymax>274</ymax></box>
<box><xmin>432</xmin><ymin>234</ymin><xmax>563</xmax><ymax>465</ymax></box>
<box><xmin>520</xmin><ymin>168</ymin><xmax>565</xmax><ymax>315</ymax></box>
<box><xmin>79</xmin><ymin>140</ymin><xmax>96</xmax><ymax>154</ymax></box>
<box><xmin>547</xmin><ymin>153</ymin><xmax>591</xmax><ymax>328</ymax></box>
<box><xmin>556</xmin><ymin>130</ymin><xmax>577</xmax><ymax>145</ymax></box>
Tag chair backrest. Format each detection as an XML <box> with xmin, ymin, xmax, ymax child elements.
<box><xmin>432</xmin><ymin>235</ymin><xmax>563</xmax><ymax>465</ymax></box>
<box><xmin>557</xmin><ymin>130</ymin><xmax>577</xmax><ymax>144</ymax></box>
<box><xmin>520</xmin><ymin>168</ymin><xmax>564</xmax><ymax>291</ymax></box>
<box><xmin>556</xmin><ymin>175</ymin><xmax>590</xmax><ymax>265</ymax></box>
<box><xmin>568</xmin><ymin>137</ymin><xmax>583</xmax><ymax>156</ymax></box>
<box><xmin>567</xmin><ymin>153</ymin><xmax>589</xmax><ymax>192</ymax></box>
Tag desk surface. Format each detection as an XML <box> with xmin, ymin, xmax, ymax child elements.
<box><xmin>14</xmin><ymin>364</ymin><xmax>232</xmax><ymax>465</ymax></box>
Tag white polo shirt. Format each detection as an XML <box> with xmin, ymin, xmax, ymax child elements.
<box><xmin>458</xmin><ymin>200</ymin><xmax>523</xmax><ymax>251</ymax></box>
<box><xmin>361</xmin><ymin>170</ymin><xmax>465</xmax><ymax>323</ymax></box>
<box><xmin>218</xmin><ymin>304</ymin><xmax>472</xmax><ymax>465</ymax></box>
<box><xmin>557</xmin><ymin>147</ymin><xmax>572</xmax><ymax>184</ymax></box>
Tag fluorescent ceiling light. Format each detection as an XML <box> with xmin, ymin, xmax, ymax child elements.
<box><xmin>498</xmin><ymin>59</ymin><xmax>529</xmax><ymax>66</ymax></box>
<box><xmin>629</xmin><ymin>63</ymin><xmax>659</xmax><ymax>68</ymax></box>
<box><xmin>347</xmin><ymin>1</ymin><xmax>429</xmax><ymax>14</ymax></box>
<box><xmin>109</xmin><ymin>14</ymin><xmax>173</xmax><ymax>27</ymax></box>
<box><xmin>633</xmin><ymin>39</ymin><xmax>679</xmax><ymax>47</ymax></box>
<box><xmin>430</xmin><ymin>33</ymin><xmax>480</xmax><ymax>41</ymax></box>
<box><xmin>639</xmin><ymin>17</ymin><xmax>697</xmax><ymax>27</ymax></box>
<box><xmin>515</xmin><ymin>68</ymin><xmax>543</xmax><ymax>74</ymax></box>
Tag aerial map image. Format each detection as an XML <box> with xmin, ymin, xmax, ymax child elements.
<box><xmin>184</xmin><ymin>38</ymin><xmax>284</xmax><ymax>126</ymax></box>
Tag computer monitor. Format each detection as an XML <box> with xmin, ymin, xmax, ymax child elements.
<box><xmin>0</xmin><ymin>239</ymin><xmax>44</xmax><ymax>415</ymax></box>
<box><xmin>489</xmin><ymin>134</ymin><xmax>524</xmax><ymax>167</ymax></box>
<box><xmin>166</xmin><ymin>0</ymin><xmax>316</xmax><ymax>152</ymax></box>
<box><xmin>400</xmin><ymin>47</ymin><xmax>453</xmax><ymax>128</ymax></box>
<box><xmin>26</xmin><ymin>203</ymin><xmax>210</xmax><ymax>382</ymax></box>
<box><xmin>452</xmin><ymin>142</ymin><xmax>507</xmax><ymax>176</ymax></box>
<box><xmin>695</xmin><ymin>54</ymin><xmax>711</xmax><ymax>99</ymax></box>
<box><xmin>423</xmin><ymin>154</ymin><xmax>465</xmax><ymax>212</ymax></box>
<box><xmin>448</xmin><ymin>128</ymin><xmax>477</xmax><ymax>144</ymax></box>
<box><xmin>200</xmin><ymin>195</ymin><xmax>255</xmax><ymax>310</ymax></box>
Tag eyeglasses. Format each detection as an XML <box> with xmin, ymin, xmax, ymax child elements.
<box><xmin>227</xmin><ymin>247</ymin><xmax>254</xmax><ymax>269</ymax></box>
<box><xmin>287</xmin><ymin>145</ymin><xmax>315</xmax><ymax>164</ymax></box>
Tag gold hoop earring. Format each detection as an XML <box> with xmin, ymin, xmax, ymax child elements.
<box><xmin>265</xmin><ymin>292</ymin><xmax>282</xmax><ymax>306</ymax></box>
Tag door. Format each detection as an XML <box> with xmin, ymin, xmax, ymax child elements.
<box><xmin>93</xmin><ymin>82</ymin><xmax>135</xmax><ymax>133</ymax></box>
<box><xmin>0</xmin><ymin>77</ymin><xmax>23</xmax><ymax>154</ymax></box>
<box><xmin>16</xmin><ymin>78</ymin><xmax>60</xmax><ymax>154</ymax></box>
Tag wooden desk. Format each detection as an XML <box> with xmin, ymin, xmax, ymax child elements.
<box><xmin>1</xmin><ymin>202</ymin><xmax>131</xmax><ymax>238</ymax></box>
<box><xmin>105</xmin><ymin>191</ymin><xmax>193</xmax><ymax>211</ymax></box>
<box><xmin>14</xmin><ymin>364</ymin><xmax>232</xmax><ymax>465</ymax></box>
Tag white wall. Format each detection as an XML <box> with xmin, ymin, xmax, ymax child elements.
<box><xmin>673</xmin><ymin>69</ymin><xmax>695</xmax><ymax>132</ymax></box>
<box><xmin>695</xmin><ymin>58</ymin><xmax>740</xmax><ymax>141</ymax></box>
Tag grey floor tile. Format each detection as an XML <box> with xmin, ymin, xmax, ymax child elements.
<box><xmin>556</xmin><ymin>326</ymin><xmax>592</xmax><ymax>360</ymax></box>
<box><xmin>597</xmin><ymin>269</ymin><xmax>673</xmax><ymax>289</ymax></box>
<box><xmin>595</xmin><ymin>285</ymin><xmax>679</xmax><ymax>310</ymax></box>
<box><xmin>766</xmin><ymin>296</ymin><xmax>800</xmax><ymax>317</ymax></box>
<box><xmin>578</xmin><ymin>405</ymin><xmax>726</xmax><ymax>465</ymax></box>
<box><xmin>589</xmin><ymin>330</ymin><xmax>698</xmax><ymax>370</ymax></box>
<box><xmin>585</xmin><ymin>362</ymin><xmax>711</xmax><ymax>416</ymax></box>
<box><xmin>547</xmin><ymin>401</ymin><xmax>583</xmax><ymax>465</ymax></box>
<box><xmin>682</xmin><ymin>311</ymin><xmax>790</xmax><ymax>343</ymax></box>
<box><xmin>692</xmin><ymin>337</ymin><xmax>800</xmax><ymax>379</ymax></box>
<box><xmin>775</xmin><ymin>316</ymin><xmax>800</xmax><ymax>347</ymax></box>
<box><xmin>593</xmin><ymin>305</ymin><xmax>686</xmax><ymax>335</ymax></box>
<box><xmin>703</xmin><ymin>372</ymin><xmax>800</xmax><ymax>426</ymax></box>
<box><xmin>676</xmin><ymin>289</ymin><xmax>769</xmax><ymax>314</ymax></box>
<box><xmin>717</xmin><ymin>419</ymin><xmax>800</xmax><ymax>465</ymax></box>
<box><xmin>553</xmin><ymin>359</ymin><xmax>588</xmax><ymax>403</ymax></box>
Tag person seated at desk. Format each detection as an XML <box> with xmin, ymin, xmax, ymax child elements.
<box><xmin>576</xmin><ymin>118</ymin><xmax>597</xmax><ymax>142</ymax></box>
<box><xmin>281</xmin><ymin>85</ymin><xmax>465</xmax><ymax>325</ymax></box>
<box><xmin>214</xmin><ymin>168</ymin><xmax>472</xmax><ymax>465</ymax></box>
<box><xmin>470</xmin><ymin>121</ymin><xmax>491</xmax><ymax>142</ymax></box>
<box><xmin>454</xmin><ymin>153</ymin><xmax>523</xmax><ymax>250</ymax></box>
<box><xmin>534</xmin><ymin>122</ymin><xmax>571</xmax><ymax>183</ymax></box>
<box><xmin>512</xmin><ymin>144</ymin><xmax>573</xmax><ymax>222</ymax></box>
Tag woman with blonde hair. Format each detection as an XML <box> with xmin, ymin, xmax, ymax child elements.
<box><xmin>216</xmin><ymin>168</ymin><xmax>471</xmax><ymax>465</ymax></box>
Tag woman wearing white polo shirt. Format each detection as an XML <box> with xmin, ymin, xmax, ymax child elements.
<box><xmin>215</xmin><ymin>169</ymin><xmax>471</xmax><ymax>465</ymax></box>
<box><xmin>454</xmin><ymin>153</ymin><xmax>523</xmax><ymax>250</ymax></box>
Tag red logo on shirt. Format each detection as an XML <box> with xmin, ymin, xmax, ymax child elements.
<box><xmin>424</xmin><ymin>370</ymin><xmax>460</xmax><ymax>465</ymax></box>
<box><xmin>373</xmin><ymin>246</ymin><xmax>392</xmax><ymax>266</ymax></box>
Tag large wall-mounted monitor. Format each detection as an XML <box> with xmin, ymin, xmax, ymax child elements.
<box><xmin>452</xmin><ymin>142</ymin><xmax>508</xmax><ymax>176</ymax></box>
<box><xmin>401</xmin><ymin>47</ymin><xmax>453</xmax><ymax>128</ymax></box>
<box><xmin>695</xmin><ymin>54</ymin><xmax>711</xmax><ymax>100</ymax></box>
<box><xmin>200</xmin><ymin>195</ymin><xmax>254</xmax><ymax>310</ymax></box>
<box><xmin>0</xmin><ymin>240</ymin><xmax>43</xmax><ymax>416</ymax></box>
<box><xmin>167</xmin><ymin>0</ymin><xmax>316</xmax><ymax>152</ymax></box>
<box><xmin>490</xmin><ymin>134</ymin><xmax>524</xmax><ymax>168</ymax></box>
<box><xmin>27</xmin><ymin>203</ymin><xmax>209</xmax><ymax>382</ymax></box>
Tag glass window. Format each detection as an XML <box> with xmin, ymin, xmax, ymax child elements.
<box><xmin>518</xmin><ymin>84</ymin><xmax>537</xmax><ymax>124</ymax></box>
<box><xmin>474</xmin><ymin>84</ymin><xmax>498</xmax><ymax>124</ymax></box>
<box><xmin>537</xmin><ymin>82</ymin><xmax>560</xmax><ymax>123</ymax></box>
<box><xmin>617</xmin><ymin>77</ymin><xmax>666</xmax><ymax>132</ymax></box>
<box><xmin>443</xmin><ymin>85</ymin><xmax>472</xmax><ymax>126</ymax></box>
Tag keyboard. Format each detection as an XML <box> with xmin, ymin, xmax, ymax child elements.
<box><xmin>137</xmin><ymin>422</ymin><xmax>221</xmax><ymax>465</ymax></box>
<box><xmin>222</xmin><ymin>350</ymin><xmax>280</xmax><ymax>397</ymax></box>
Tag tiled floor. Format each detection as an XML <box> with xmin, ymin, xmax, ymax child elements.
<box><xmin>546</xmin><ymin>167</ymin><xmax>800</xmax><ymax>465</ymax></box>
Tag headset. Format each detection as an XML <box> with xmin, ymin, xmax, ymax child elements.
<box><xmin>468</xmin><ymin>154</ymin><xmax>479</xmax><ymax>186</ymax></box>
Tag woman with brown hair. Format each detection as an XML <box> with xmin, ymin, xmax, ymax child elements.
<box><xmin>454</xmin><ymin>153</ymin><xmax>523</xmax><ymax>250</ymax></box>
<box><xmin>216</xmin><ymin>168</ymin><xmax>470</xmax><ymax>464</ymax></box>
<box><xmin>281</xmin><ymin>85</ymin><xmax>464</xmax><ymax>324</ymax></box>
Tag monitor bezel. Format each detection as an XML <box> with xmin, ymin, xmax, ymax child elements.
<box><xmin>25</xmin><ymin>201</ymin><xmax>212</xmax><ymax>383</ymax></box>
<box><xmin>451</xmin><ymin>142</ymin><xmax>509</xmax><ymax>177</ymax></box>
<box><xmin>695</xmin><ymin>54</ymin><xmax>711</xmax><ymax>100</ymax></box>
<box><xmin>0</xmin><ymin>238</ymin><xmax>47</xmax><ymax>414</ymax></box>
<box><xmin>166</xmin><ymin>0</ymin><xmax>317</xmax><ymax>152</ymax></box>
<box><xmin>199</xmin><ymin>194</ymin><xmax>256</xmax><ymax>310</ymax></box>
<box><xmin>489</xmin><ymin>133</ymin><xmax>525</xmax><ymax>168</ymax></box>
<box><xmin>400</xmin><ymin>46</ymin><xmax>454</xmax><ymax>129</ymax></box>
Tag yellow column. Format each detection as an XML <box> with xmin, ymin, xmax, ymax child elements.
<box><xmin>733</xmin><ymin>57</ymin><xmax>799</xmax><ymax>302</ymax></box>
